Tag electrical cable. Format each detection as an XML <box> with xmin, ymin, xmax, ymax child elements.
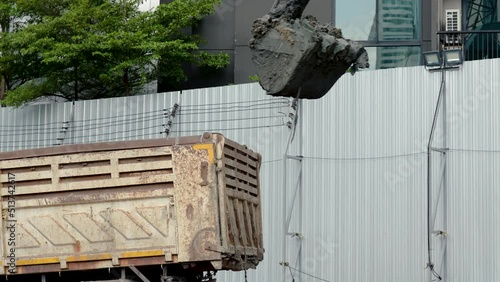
<box><xmin>60</xmin><ymin>124</ymin><xmax>164</xmax><ymax>140</ymax></box>
<box><xmin>302</xmin><ymin>152</ymin><xmax>427</xmax><ymax>161</ymax></box>
<box><xmin>0</xmin><ymin>139</ymin><xmax>70</xmax><ymax>145</ymax></box>
<box><xmin>2</xmin><ymin>112</ymin><xmax>176</xmax><ymax>135</ymax></box>
<box><xmin>70</xmin><ymin>108</ymin><xmax>168</xmax><ymax>122</ymax></box>
<box><xmin>0</xmin><ymin>113</ymin><xmax>166</xmax><ymax>134</ymax></box>
<box><xmin>449</xmin><ymin>148</ymin><xmax>500</xmax><ymax>153</ymax></box>
<box><xmin>180</xmin><ymin>101</ymin><xmax>289</xmax><ymax>112</ymax></box>
<box><xmin>0</xmin><ymin>117</ymin><xmax>285</xmax><ymax>141</ymax></box>
<box><xmin>0</xmin><ymin>100</ymin><xmax>288</xmax><ymax>128</ymax></box>
<box><xmin>79</xmin><ymin>132</ymin><xmax>164</xmax><ymax>142</ymax></box>
<box><xmin>0</xmin><ymin>122</ymin><xmax>284</xmax><ymax>139</ymax></box>
<box><xmin>0</xmin><ymin>120</ymin><xmax>64</xmax><ymax>128</ymax></box>
<box><xmin>0</xmin><ymin>142</ymin><xmax>54</xmax><ymax>148</ymax></box>
<box><xmin>180</xmin><ymin>97</ymin><xmax>289</xmax><ymax>108</ymax></box>
<box><xmin>175</xmin><ymin>115</ymin><xmax>287</xmax><ymax>124</ymax></box>
<box><xmin>0</xmin><ymin>108</ymin><xmax>170</xmax><ymax>130</ymax></box>
<box><xmin>0</xmin><ymin>100</ymin><xmax>292</xmax><ymax>152</ymax></box>
<box><xmin>0</xmin><ymin>121</ymin><xmax>165</xmax><ymax>140</ymax></box>
<box><xmin>0</xmin><ymin>127</ymin><xmax>65</xmax><ymax>135</ymax></box>
<box><xmin>426</xmin><ymin>264</ymin><xmax>442</xmax><ymax>281</ymax></box>
<box><xmin>170</xmin><ymin>124</ymin><xmax>285</xmax><ymax>133</ymax></box>
<box><xmin>288</xmin><ymin>265</ymin><xmax>296</xmax><ymax>282</ymax></box>
<box><xmin>262</xmin><ymin>159</ymin><xmax>284</xmax><ymax>164</ymax></box>
<box><xmin>182</xmin><ymin>98</ymin><xmax>288</xmax><ymax>107</ymax></box>
<box><xmin>178</xmin><ymin>105</ymin><xmax>287</xmax><ymax>116</ymax></box>
<box><xmin>286</xmin><ymin>265</ymin><xmax>329</xmax><ymax>282</ymax></box>
<box><xmin>70</xmin><ymin>114</ymin><xmax>165</xmax><ymax>129</ymax></box>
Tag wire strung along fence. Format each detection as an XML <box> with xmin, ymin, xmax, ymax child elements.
<box><xmin>0</xmin><ymin>95</ymin><xmax>293</xmax><ymax>152</ymax></box>
<box><xmin>438</xmin><ymin>29</ymin><xmax>500</xmax><ymax>61</ymax></box>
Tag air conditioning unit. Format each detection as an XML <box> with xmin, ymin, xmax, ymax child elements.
<box><xmin>445</xmin><ymin>9</ymin><xmax>461</xmax><ymax>44</ymax></box>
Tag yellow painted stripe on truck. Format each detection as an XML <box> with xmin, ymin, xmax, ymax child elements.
<box><xmin>193</xmin><ymin>144</ymin><xmax>215</xmax><ymax>163</ymax></box>
<box><xmin>120</xmin><ymin>250</ymin><xmax>164</xmax><ymax>258</ymax></box>
<box><xmin>16</xmin><ymin>257</ymin><xmax>60</xmax><ymax>266</ymax></box>
<box><xmin>11</xmin><ymin>250</ymin><xmax>163</xmax><ymax>266</ymax></box>
<box><xmin>67</xmin><ymin>253</ymin><xmax>113</xmax><ymax>262</ymax></box>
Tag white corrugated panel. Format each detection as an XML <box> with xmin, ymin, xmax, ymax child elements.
<box><xmin>0</xmin><ymin>102</ymin><xmax>74</xmax><ymax>151</ymax></box>
<box><xmin>67</xmin><ymin>92</ymin><xmax>180</xmax><ymax>144</ymax></box>
<box><xmin>443</xmin><ymin>58</ymin><xmax>500</xmax><ymax>282</ymax></box>
<box><xmin>1</xmin><ymin>59</ymin><xmax>500</xmax><ymax>282</ymax></box>
<box><xmin>0</xmin><ymin>92</ymin><xmax>180</xmax><ymax>152</ymax></box>
<box><xmin>297</xmin><ymin>66</ymin><xmax>442</xmax><ymax>282</ymax></box>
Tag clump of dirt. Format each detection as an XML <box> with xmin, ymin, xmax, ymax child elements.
<box><xmin>249</xmin><ymin>0</ymin><xmax>369</xmax><ymax>99</ymax></box>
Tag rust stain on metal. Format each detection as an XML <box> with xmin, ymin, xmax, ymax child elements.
<box><xmin>73</xmin><ymin>241</ymin><xmax>81</xmax><ymax>253</ymax></box>
<box><xmin>186</xmin><ymin>204</ymin><xmax>194</xmax><ymax>220</ymax></box>
<box><xmin>200</xmin><ymin>161</ymin><xmax>208</xmax><ymax>186</ymax></box>
<box><xmin>189</xmin><ymin>227</ymin><xmax>218</xmax><ymax>260</ymax></box>
<box><xmin>14</xmin><ymin>263</ymin><xmax>61</xmax><ymax>275</ymax></box>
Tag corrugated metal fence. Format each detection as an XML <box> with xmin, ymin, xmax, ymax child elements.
<box><xmin>1</xmin><ymin>58</ymin><xmax>500</xmax><ymax>282</ymax></box>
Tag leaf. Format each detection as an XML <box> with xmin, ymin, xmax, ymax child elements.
<box><xmin>1</xmin><ymin>0</ymin><xmax>229</xmax><ymax>105</ymax></box>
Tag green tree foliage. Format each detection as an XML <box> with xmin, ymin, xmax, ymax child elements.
<box><xmin>0</xmin><ymin>0</ymin><xmax>17</xmax><ymax>101</ymax></box>
<box><xmin>0</xmin><ymin>0</ymin><xmax>229</xmax><ymax>107</ymax></box>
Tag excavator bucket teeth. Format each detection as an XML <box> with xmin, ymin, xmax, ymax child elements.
<box><xmin>249</xmin><ymin>1</ymin><xmax>369</xmax><ymax>99</ymax></box>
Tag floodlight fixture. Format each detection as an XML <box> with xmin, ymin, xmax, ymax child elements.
<box><xmin>443</xmin><ymin>49</ymin><xmax>463</xmax><ymax>67</ymax></box>
<box><xmin>423</xmin><ymin>49</ymin><xmax>463</xmax><ymax>71</ymax></box>
<box><xmin>423</xmin><ymin>51</ymin><xmax>442</xmax><ymax>68</ymax></box>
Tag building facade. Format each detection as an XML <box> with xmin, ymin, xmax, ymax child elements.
<box><xmin>156</xmin><ymin>0</ymin><xmax>499</xmax><ymax>90</ymax></box>
<box><xmin>157</xmin><ymin>0</ymin><xmax>434</xmax><ymax>92</ymax></box>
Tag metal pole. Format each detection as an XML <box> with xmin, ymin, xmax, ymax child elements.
<box><xmin>282</xmin><ymin>92</ymin><xmax>302</xmax><ymax>282</ymax></box>
<box><xmin>297</xmin><ymin>99</ymin><xmax>303</xmax><ymax>281</ymax></box>
<box><xmin>427</xmin><ymin>70</ymin><xmax>446</xmax><ymax>281</ymax></box>
<box><xmin>282</xmin><ymin>155</ymin><xmax>287</xmax><ymax>282</ymax></box>
<box><xmin>442</xmin><ymin>68</ymin><xmax>449</xmax><ymax>280</ymax></box>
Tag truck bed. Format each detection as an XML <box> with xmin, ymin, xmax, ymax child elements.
<box><xmin>0</xmin><ymin>133</ymin><xmax>263</xmax><ymax>276</ymax></box>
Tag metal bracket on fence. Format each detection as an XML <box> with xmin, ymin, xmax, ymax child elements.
<box><xmin>163</xmin><ymin>103</ymin><xmax>179</xmax><ymax>136</ymax></box>
<box><xmin>285</xmin><ymin>155</ymin><xmax>303</xmax><ymax>161</ymax></box>
<box><xmin>430</xmin><ymin>147</ymin><xmax>449</xmax><ymax>154</ymax></box>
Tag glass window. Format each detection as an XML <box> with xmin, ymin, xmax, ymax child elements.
<box><xmin>364</xmin><ymin>46</ymin><xmax>421</xmax><ymax>69</ymax></box>
<box><xmin>377</xmin><ymin>0</ymin><xmax>420</xmax><ymax>41</ymax></box>
<box><xmin>336</xmin><ymin>0</ymin><xmax>377</xmax><ymax>40</ymax></box>
<box><xmin>336</xmin><ymin>0</ymin><xmax>420</xmax><ymax>41</ymax></box>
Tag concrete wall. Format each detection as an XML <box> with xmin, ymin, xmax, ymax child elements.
<box><xmin>444</xmin><ymin>0</ymin><xmax>462</xmax><ymax>10</ymax></box>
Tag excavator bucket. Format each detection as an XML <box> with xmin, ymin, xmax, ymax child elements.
<box><xmin>250</xmin><ymin>0</ymin><xmax>369</xmax><ymax>99</ymax></box>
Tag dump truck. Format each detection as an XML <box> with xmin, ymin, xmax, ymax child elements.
<box><xmin>0</xmin><ymin>133</ymin><xmax>263</xmax><ymax>282</ymax></box>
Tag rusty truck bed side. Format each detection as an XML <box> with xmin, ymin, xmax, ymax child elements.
<box><xmin>0</xmin><ymin>133</ymin><xmax>263</xmax><ymax>275</ymax></box>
